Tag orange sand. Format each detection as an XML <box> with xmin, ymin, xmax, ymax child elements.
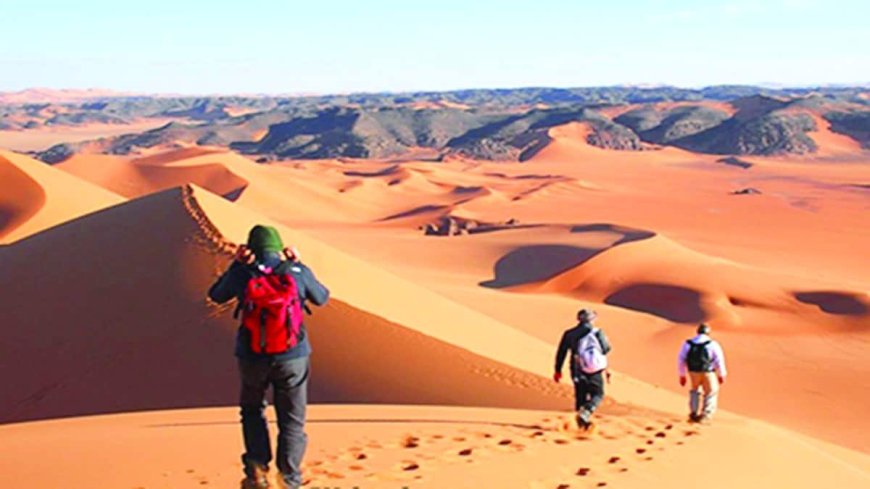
<box><xmin>0</xmin><ymin>119</ymin><xmax>176</xmax><ymax>152</ymax></box>
<box><xmin>0</xmin><ymin>150</ymin><xmax>123</xmax><ymax>243</ymax></box>
<box><xmin>0</xmin><ymin>122</ymin><xmax>868</xmax><ymax>488</ymax></box>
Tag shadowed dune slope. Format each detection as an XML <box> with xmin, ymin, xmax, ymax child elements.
<box><xmin>501</xmin><ymin>232</ymin><xmax>869</xmax><ymax>331</ymax></box>
<box><xmin>0</xmin><ymin>155</ymin><xmax>45</xmax><ymax>238</ymax></box>
<box><xmin>59</xmin><ymin>152</ymin><xmax>249</xmax><ymax>199</ymax></box>
<box><xmin>0</xmin><ymin>150</ymin><xmax>123</xmax><ymax>243</ymax></box>
<box><xmin>0</xmin><ymin>185</ymin><xmax>579</xmax><ymax>423</ymax></box>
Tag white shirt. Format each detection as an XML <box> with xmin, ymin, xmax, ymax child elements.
<box><xmin>677</xmin><ymin>334</ymin><xmax>727</xmax><ymax>377</ymax></box>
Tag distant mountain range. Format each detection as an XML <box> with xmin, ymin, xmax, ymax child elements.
<box><xmin>1</xmin><ymin>85</ymin><xmax>866</xmax><ymax>161</ymax></box>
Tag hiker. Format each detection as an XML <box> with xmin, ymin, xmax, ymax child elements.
<box><xmin>554</xmin><ymin>309</ymin><xmax>612</xmax><ymax>430</ymax></box>
<box><xmin>208</xmin><ymin>225</ymin><xmax>329</xmax><ymax>489</ymax></box>
<box><xmin>678</xmin><ymin>323</ymin><xmax>727</xmax><ymax>424</ymax></box>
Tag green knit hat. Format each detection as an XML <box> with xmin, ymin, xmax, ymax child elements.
<box><xmin>247</xmin><ymin>225</ymin><xmax>284</xmax><ymax>256</ymax></box>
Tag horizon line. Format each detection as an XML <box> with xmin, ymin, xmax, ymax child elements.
<box><xmin>2</xmin><ymin>82</ymin><xmax>868</xmax><ymax>100</ymax></box>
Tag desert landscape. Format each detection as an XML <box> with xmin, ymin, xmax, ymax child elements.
<box><xmin>0</xmin><ymin>86</ymin><xmax>868</xmax><ymax>488</ymax></box>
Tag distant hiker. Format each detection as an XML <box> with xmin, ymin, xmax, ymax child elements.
<box><xmin>554</xmin><ymin>309</ymin><xmax>612</xmax><ymax>430</ymax></box>
<box><xmin>208</xmin><ymin>225</ymin><xmax>329</xmax><ymax>489</ymax></box>
<box><xmin>678</xmin><ymin>323</ymin><xmax>727</xmax><ymax>424</ymax></box>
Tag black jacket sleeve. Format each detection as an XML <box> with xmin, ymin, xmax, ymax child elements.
<box><xmin>596</xmin><ymin>329</ymin><xmax>612</xmax><ymax>355</ymax></box>
<box><xmin>207</xmin><ymin>261</ymin><xmax>247</xmax><ymax>304</ymax></box>
<box><xmin>555</xmin><ymin>330</ymin><xmax>571</xmax><ymax>373</ymax></box>
<box><xmin>298</xmin><ymin>263</ymin><xmax>329</xmax><ymax>306</ymax></box>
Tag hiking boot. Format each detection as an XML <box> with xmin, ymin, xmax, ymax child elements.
<box><xmin>688</xmin><ymin>413</ymin><xmax>701</xmax><ymax>423</ymax></box>
<box><xmin>241</xmin><ymin>478</ymin><xmax>270</xmax><ymax>489</ymax></box>
<box><xmin>575</xmin><ymin>409</ymin><xmax>592</xmax><ymax>430</ymax></box>
<box><xmin>698</xmin><ymin>414</ymin><xmax>713</xmax><ymax>425</ymax></box>
<box><xmin>275</xmin><ymin>473</ymin><xmax>300</xmax><ymax>489</ymax></box>
<box><xmin>241</xmin><ymin>464</ymin><xmax>270</xmax><ymax>489</ymax></box>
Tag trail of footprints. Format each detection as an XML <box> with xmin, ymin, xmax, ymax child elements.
<box><xmin>298</xmin><ymin>415</ymin><xmax>704</xmax><ymax>488</ymax></box>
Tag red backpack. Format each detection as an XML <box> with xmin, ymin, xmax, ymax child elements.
<box><xmin>239</xmin><ymin>269</ymin><xmax>304</xmax><ymax>354</ymax></box>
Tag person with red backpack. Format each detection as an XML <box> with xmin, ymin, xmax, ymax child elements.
<box><xmin>678</xmin><ymin>323</ymin><xmax>727</xmax><ymax>424</ymax></box>
<box><xmin>554</xmin><ymin>309</ymin><xmax>612</xmax><ymax>430</ymax></box>
<box><xmin>208</xmin><ymin>225</ymin><xmax>329</xmax><ymax>489</ymax></box>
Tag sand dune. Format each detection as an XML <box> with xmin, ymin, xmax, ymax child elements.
<box><xmin>506</xmin><ymin>232</ymin><xmax>868</xmax><ymax>330</ymax></box>
<box><xmin>0</xmin><ymin>156</ymin><xmax>45</xmax><ymax>238</ymax></box>
<box><xmin>805</xmin><ymin>112</ymin><xmax>864</xmax><ymax>157</ymax></box>
<box><xmin>1</xmin><ymin>133</ymin><xmax>868</xmax><ymax>488</ymax></box>
<box><xmin>0</xmin><ymin>184</ymin><xmax>588</xmax><ymax>424</ymax></box>
<box><xmin>0</xmin><ymin>119</ymin><xmax>175</xmax><ymax>152</ymax></box>
<box><xmin>0</xmin><ymin>150</ymin><xmax>123</xmax><ymax>243</ymax></box>
<box><xmin>60</xmin><ymin>153</ymin><xmax>249</xmax><ymax>199</ymax></box>
<box><xmin>528</xmin><ymin>122</ymin><xmax>697</xmax><ymax>162</ymax></box>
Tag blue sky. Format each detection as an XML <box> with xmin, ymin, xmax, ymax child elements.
<box><xmin>0</xmin><ymin>0</ymin><xmax>866</xmax><ymax>94</ymax></box>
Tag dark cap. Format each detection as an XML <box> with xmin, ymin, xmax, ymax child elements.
<box><xmin>697</xmin><ymin>323</ymin><xmax>711</xmax><ymax>335</ymax></box>
<box><xmin>577</xmin><ymin>309</ymin><xmax>597</xmax><ymax>322</ymax></box>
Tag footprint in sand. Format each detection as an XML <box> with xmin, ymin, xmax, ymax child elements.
<box><xmin>458</xmin><ymin>448</ymin><xmax>474</xmax><ymax>456</ymax></box>
<box><xmin>401</xmin><ymin>461</ymin><xmax>420</xmax><ymax>471</ymax></box>
<box><xmin>635</xmin><ymin>448</ymin><xmax>647</xmax><ymax>454</ymax></box>
<box><xmin>576</xmin><ymin>467</ymin><xmax>591</xmax><ymax>476</ymax></box>
<box><xmin>498</xmin><ymin>439</ymin><xmax>513</xmax><ymax>446</ymax></box>
<box><xmin>608</xmin><ymin>456</ymin><xmax>620</xmax><ymax>464</ymax></box>
<box><xmin>401</xmin><ymin>434</ymin><xmax>421</xmax><ymax>448</ymax></box>
<box><xmin>655</xmin><ymin>432</ymin><xmax>667</xmax><ymax>438</ymax></box>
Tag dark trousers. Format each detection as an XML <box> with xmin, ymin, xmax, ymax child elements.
<box><xmin>238</xmin><ymin>355</ymin><xmax>310</xmax><ymax>485</ymax></box>
<box><xmin>573</xmin><ymin>370</ymin><xmax>605</xmax><ymax>413</ymax></box>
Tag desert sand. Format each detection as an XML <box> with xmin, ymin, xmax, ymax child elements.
<box><xmin>0</xmin><ymin>119</ymin><xmax>177</xmax><ymax>152</ymax></box>
<box><xmin>0</xmin><ymin>118</ymin><xmax>867</xmax><ymax>488</ymax></box>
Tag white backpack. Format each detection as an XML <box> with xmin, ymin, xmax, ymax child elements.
<box><xmin>575</xmin><ymin>328</ymin><xmax>608</xmax><ymax>374</ymax></box>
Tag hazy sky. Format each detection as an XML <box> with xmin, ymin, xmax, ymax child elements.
<box><xmin>0</xmin><ymin>0</ymin><xmax>866</xmax><ymax>94</ymax></box>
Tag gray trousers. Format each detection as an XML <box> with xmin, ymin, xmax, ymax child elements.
<box><xmin>238</xmin><ymin>355</ymin><xmax>309</xmax><ymax>486</ymax></box>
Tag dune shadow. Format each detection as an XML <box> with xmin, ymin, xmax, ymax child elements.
<box><xmin>380</xmin><ymin>204</ymin><xmax>451</xmax><ymax>221</ymax></box>
<box><xmin>570</xmin><ymin>223</ymin><xmax>655</xmax><ymax>246</ymax></box>
<box><xmin>222</xmin><ymin>185</ymin><xmax>248</xmax><ymax>202</ymax></box>
<box><xmin>605</xmin><ymin>284</ymin><xmax>706</xmax><ymax>323</ymax></box>
<box><xmin>344</xmin><ymin>165</ymin><xmax>400</xmax><ymax>178</ymax></box>
<box><xmin>480</xmin><ymin>245</ymin><xmax>600</xmax><ymax>288</ymax></box>
<box><xmin>794</xmin><ymin>291</ymin><xmax>868</xmax><ymax>316</ymax></box>
<box><xmin>480</xmin><ymin>223</ymin><xmax>656</xmax><ymax>289</ymax></box>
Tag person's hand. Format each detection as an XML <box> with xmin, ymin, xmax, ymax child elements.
<box><xmin>606</xmin><ymin>370</ymin><xmax>612</xmax><ymax>384</ymax></box>
<box><xmin>679</xmin><ymin>376</ymin><xmax>687</xmax><ymax>387</ymax></box>
<box><xmin>553</xmin><ymin>371</ymin><xmax>562</xmax><ymax>383</ymax></box>
<box><xmin>235</xmin><ymin>244</ymin><xmax>253</xmax><ymax>264</ymax></box>
<box><xmin>718</xmin><ymin>375</ymin><xmax>725</xmax><ymax>385</ymax></box>
<box><xmin>283</xmin><ymin>246</ymin><xmax>300</xmax><ymax>262</ymax></box>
